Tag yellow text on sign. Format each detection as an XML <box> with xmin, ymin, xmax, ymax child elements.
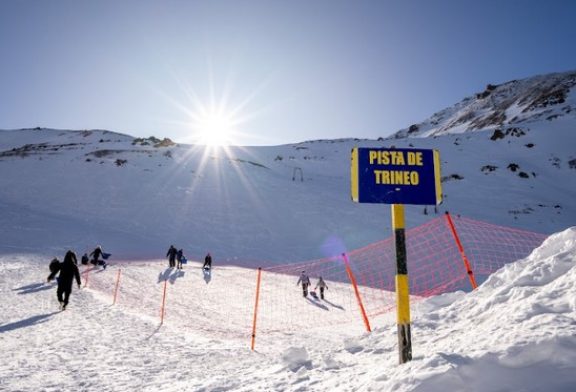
<box><xmin>369</xmin><ymin>150</ymin><xmax>423</xmax><ymax>166</ymax></box>
<box><xmin>374</xmin><ymin>170</ymin><xmax>419</xmax><ymax>185</ymax></box>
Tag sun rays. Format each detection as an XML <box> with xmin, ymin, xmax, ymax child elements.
<box><xmin>149</xmin><ymin>64</ymin><xmax>280</xmax><ymax>219</ymax></box>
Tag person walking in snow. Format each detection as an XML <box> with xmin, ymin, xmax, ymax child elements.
<box><xmin>296</xmin><ymin>271</ymin><xmax>311</xmax><ymax>297</ymax></box>
<box><xmin>47</xmin><ymin>250</ymin><xmax>81</xmax><ymax>310</ymax></box>
<box><xmin>203</xmin><ymin>252</ymin><xmax>212</xmax><ymax>270</ymax></box>
<box><xmin>81</xmin><ymin>253</ymin><xmax>89</xmax><ymax>265</ymax></box>
<box><xmin>166</xmin><ymin>245</ymin><xmax>177</xmax><ymax>268</ymax></box>
<box><xmin>315</xmin><ymin>276</ymin><xmax>328</xmax><ymax>300</ymax></box>
<box><xmin>176</xmin><ymin>249</ymin><xmax>184</xmax><ymax>269</ymax></box>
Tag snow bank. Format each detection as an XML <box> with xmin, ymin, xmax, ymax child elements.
<box><xmin>1</xmin><ymin>228</ymin><xmax>575</xmax><ymax>391</ymax></box>
<box><xmin>352</xmin><ymin>227</ymin><xmax>576</xmax><ymax>391</ymax></box>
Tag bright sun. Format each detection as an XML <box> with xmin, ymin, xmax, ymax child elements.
<box><xmin>196</xmin><ymin>111</ymin><xmax>235</xmax><ymax>146</ymax></box>
<box><xmin>176</xmin><ymin>73</ymin><xmax>257</xmax><ymax>147</ymax></box>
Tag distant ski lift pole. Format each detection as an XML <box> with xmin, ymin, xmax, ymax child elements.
<box><xmin>292</xmin><ymin>167</ymin><xmax>303</xmax><ymax>182</ymax></box>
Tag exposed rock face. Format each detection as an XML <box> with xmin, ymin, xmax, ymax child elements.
<box><xmin>391</xmin><ymin>70</ymin><xmax>576</xmax><ymax>139</ymax></box>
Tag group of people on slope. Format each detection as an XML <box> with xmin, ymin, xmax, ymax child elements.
<box><xmin>166</xmin><ymin>245</ymin><xmax>188</xmax><ymax>269</ymax></box>
<box><xmin>166</xmin><ymin>245</ymin><xmax>212</xmax><ymax>271</ymax></box>
<box><xmin>48</xmin><ymin>245</ymin><xmax>326</xmax><ymax>311</ymax></box>
<box><xmin>81</xmin><ymin>245</ymin><xmax>109</xmax><ymax>268</ymax></box>
<box><xmin>297</xmin><ymin>271</ymin><xmax>329</xmax><ymax>299</ymax></box>
<box><xmin>47</xmin><ymin>246</ymin><xmax>110</xmax><ymax>310</ymax></box>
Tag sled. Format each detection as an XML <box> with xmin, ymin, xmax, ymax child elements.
<box><xmin>181</xmin><ymin>256</ymin><xmax>188</xmax><ymax>264</ymax></box>
<box><xmin>102</xmin><ymin>253</ymin><xmax>111</xmax><ymax>260</ymax></box>
<box><xmin>310</xmin><ymin>291</ymin><xmax>319</xmax><ymax>300</ymax></box>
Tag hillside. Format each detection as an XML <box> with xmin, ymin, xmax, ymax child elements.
<box><xmin>0</xmin><ymin>70</ymin><xmax>575</xmax><ymax>263</ymax></box>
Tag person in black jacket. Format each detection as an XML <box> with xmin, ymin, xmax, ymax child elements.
<box><xmin>203</xmin><ymin>252</ymin><xmax>212</xmax><ymax>270</ymax></box>
<box><xmin>176</xmin><ymin>249</ymin><xmax>184</xmax><ymax>269</ymax></box>
<box><xmin>47</xmin><ymin>250</ymin><xmax>82</xmax><ymax>310</ymax></box>
<box><xmin>90</xmin><ymin>246</ymin><xmax>103</xmax><ymax>266</ymax></box>
<box><xmin>166</xmin><ymin>245</ymin><xmax>177</xmax><ymax>268</ymax></box>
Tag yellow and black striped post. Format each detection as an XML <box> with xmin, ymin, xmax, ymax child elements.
<box><xmin>392</xmin><ymin>204</ymin><xmax>412</xmax><ymax>364</ymax></box>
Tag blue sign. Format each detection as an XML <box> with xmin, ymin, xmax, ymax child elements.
<box><xmin>351</xmin><ymin>147</ymin><xmax>442</xmax><ymax>205</ymax></box>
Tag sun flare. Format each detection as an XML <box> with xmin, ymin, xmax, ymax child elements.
<box><xmin>195</xmin><ymin>111</ymin><xmax>236</xmax><ymax>146</ymax></box>
<box><xmin>167</xmin><ymin>69</ymin><xmax>263</xmax><ymax>147</ymax></box>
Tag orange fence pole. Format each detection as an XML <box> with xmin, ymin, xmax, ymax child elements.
<box><xmin>160</xmin><ymin>279</ymin><xmax>168</xmax><ymax>325</ymax></box>
<box><xmin>112</xmin><ymin>268</ymin><xmax>122</xmax><ymax>305</ymax></box>
<box><xmin>83</xmin><ymin>266</ymin><xmax>90</xmax><ymax>288</ymax></box>
<box><xmin>342</xmin><ymin>253</ymin><xmax>372</xmax><ymax>332</ymax></box>
<box><xmin>250</xmin><ymin>267</ymin><xmax>263</xmax><ymax>351</ymax></box>
<box><xmin>444</xmin><ymin>212</ymin><xmax>478</xmax><ymax>290</ymax></box>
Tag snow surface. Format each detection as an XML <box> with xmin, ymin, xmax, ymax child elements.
<box><xmin>1</xmin><ymin>228</ymin><xmax>575</xmax><ymax>391</ymax></box>
<box><xmin>0</xmin><ymin>120</ymin><xmax>574</xmax><ymax>263</ymax></box>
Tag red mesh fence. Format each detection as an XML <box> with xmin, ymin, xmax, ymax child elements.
<box><xmin>81</xmin><ymin>262</ymin><xmax>257</xmax><ymax>340</ymax></box>
<box><xmin>255</xmin><ymin>214</ymin><xmax>546</xmax><ymax>332</ymax></box>
<box><xmin>449</xmin><ymin>215</ymin><xmax>549</xmax><ymax>281</ymax></box>
<box><xmin>81</xmin><ymin>214</ymin><xmax>548</xmax><ymax>342</ymax></box>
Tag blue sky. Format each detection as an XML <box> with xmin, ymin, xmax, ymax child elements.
<box><xmin>1</xmin><ymin>0</ymin><xmax>575</xmax><ymax>146</ymax></box>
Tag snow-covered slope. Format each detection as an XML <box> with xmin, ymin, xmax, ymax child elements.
<box><xmin>0</xmin><ymin>70</ymin><xmax>575</xmax><ymax>263</ymax></box>
<box><xmin>0</xmin><ymin>122</ymin><xmax>574</xmax><ymax>263</ymax></box>
<box><xmin>1</xmin><ymin>227</ymin><xmax>574</xmax><ymax>391</ymax></box>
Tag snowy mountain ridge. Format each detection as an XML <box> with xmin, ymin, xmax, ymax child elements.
<box><xmin>392</xmin><ymin>69</ymin><xmax>576</xmax><ymax>138</ymax></box>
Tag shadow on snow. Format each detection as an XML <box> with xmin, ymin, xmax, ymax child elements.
<box><xmin>13</xmin><ymin>282</ymin><xmax>55</xmax><ymax>295</ymax></box>
<box><xmin>157</xmin><ymin>268</ymin><xmax>186</xmax><ymax>284</ymax></box>
<box><xmin>0</xmin><ymin>312</ymin><xmax>59</xmax><ymax>334</ymax></box>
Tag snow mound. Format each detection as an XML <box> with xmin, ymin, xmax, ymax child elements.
<box><xmin>350</xmin><ymin>227</ymin><xmax>576</xmax><ymax>391</ymax></box>
<box><xmin>281</xmin><ymin>347</ymin><xmax>312</xmax><ymax>372</ymax></box>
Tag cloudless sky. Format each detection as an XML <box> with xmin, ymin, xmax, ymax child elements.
<box><xmin>1</xmin><ymin>0</ymin><xmax>575</xmax><ymax>145</ymax></box>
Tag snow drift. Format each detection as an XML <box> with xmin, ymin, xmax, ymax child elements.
<box><xmin>1</xmin><ymin>227</ymin><xmax>575</xmax><ymax>391</ymax></box>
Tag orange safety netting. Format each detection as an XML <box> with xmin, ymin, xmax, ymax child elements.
<box><xmin>81</xmin><ymin>214</ymin><xmax>548</xmax><ymax>339</ymax></box>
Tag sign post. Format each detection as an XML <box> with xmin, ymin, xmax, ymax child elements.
<box><xmin>351</xmin><ymin>147</ymin><xmax>442</xmax><ymax>364</ymax></box>
<box><xmin>392</xmin><ymin>203</ymin><xmax>411</xmax><ymax>363</ymax></box>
